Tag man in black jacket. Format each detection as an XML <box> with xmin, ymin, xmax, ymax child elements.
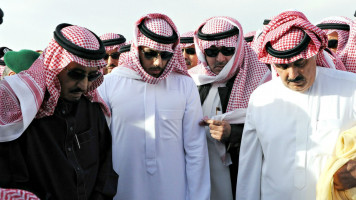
<box><xmin>189</xmin><ymin>16</ymin><xmax>271</xmax><ymax>200</ymax></box>
<box><xmin>0</xmin><ymin>23</ymin><xmax>118</xmax><ymax>200</ymax></box>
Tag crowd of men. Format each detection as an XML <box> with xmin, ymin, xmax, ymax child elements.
<box><xmin>0</xmin><ymin>7</ymin><xmax>356</xmax><ymax>200</ymax></box>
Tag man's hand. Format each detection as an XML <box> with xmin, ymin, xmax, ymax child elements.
<box><xmin>202</xmin><ymin>119</ymin><xmax>231</xmax><ymax>142</ymax></box>
<box><xmin>333</xmin><ymin>160</ymin><xmax>356</xmax><ymax>190</ymax></box>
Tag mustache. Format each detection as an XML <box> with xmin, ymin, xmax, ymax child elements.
<box><xmin>106</xmin><ymin>64</ymin><xmax>116</xmax><ymax>68</ymax></box>
<box><xmin>148</xmin><ymin>67</ymin><xmax>163</xmax><ymax>71</ymax></box>
<box><xmin>214</xmin><ymin>62</ymin><xmax>226</xmax><ymax>68</ymax></box>
<box><xmin>70</xmin><ymin>88</ymin><xmax>85</xmax><ymax>93</ymax></box>
<box><xmin>185</xmin><ymin>59</ymin><xmax>191</xmax><ymax>65</ymax></box>
<box><xmin>287</xmin><ymin>76</ymin><xmax>305</xmax><ymax>83</ymax></box>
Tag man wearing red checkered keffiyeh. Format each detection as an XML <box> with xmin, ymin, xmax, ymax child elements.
<box><xmin>189</xmin><ymin>16</ymin><xmax>271</xmax><ymax>200</ymax></box>
<box><xmin>316</xmin><ymin>16</ymin><xmax>356</xmax><ymax>73</ymax></box>
<box><xmin>346</xmin><ymin>14</ymin><xmax>356</xmax><ymax>73</ymax></box>
<box><xmin>0</xmin><ymin>24</ymin><xmax>118</xmax><ymax>199</ymax></box>
<box><xmin>98</xmin><ymin>13</ymin><xmax>210</xmax><ymax>200</ymax></box>
<box><xmin>180</xmin><ymin>31</ymin><xmax>199</xmax><ymax>69</ymax></box>
<box><xmin>236</xmin><ymin>10</ymin><xmax>356</xmax><ymax>200</ymax></box>
<box><xmin>99</xmin><ymin>33</ymin><xmax>126</xmax><ymax>74</ymax></box>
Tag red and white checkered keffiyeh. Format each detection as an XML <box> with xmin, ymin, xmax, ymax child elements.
<box><xmin>99</xmin><ymin>33</ymin><xmax>127</xmax><ymax>52</ymax></box>
<box><xmin>244</xmin><ymin>30</ymin><xmax>257</xmax><ymax>47</ymax></box>
<box><xmin>0</xmin><ymin>188</ymin><xmax>39</xmax><ymax>200</ymax></box>
<box><xmin>180</xmin><ymin>31</ymin><xmax>195</xmax><ymax>48</ymax></box>
<box><xmin>118</xmin><ymin>41</ymin><xmax>132</xmax><ymax>66</ymax></box>
<box><xmin>317</xmin><ymin>16</ymin><xmax>355</xmax><ymax>72</ymax></box>
<box><xmin>257</xmin><ymin>10</ymin><xmax>346</xmax><ymax>71</ymax></box>
<box><xmin>0</xmin><ymin>24</ymin><xmax>110</xmax><ymax>126</ymax></box>
<box><xmin>189</xmin><ymin>16</ymin><xmax>271</xmax><ymax>111</ymax></box>
<box><xmin>120</xmin><ymin>13</ymin><xmax>189</xmax><ymax>84</ymax></box>
<box><xmin>342</xmin><ymin>17</ymin><xmax>356</xmax><ymax>73</ymax></box>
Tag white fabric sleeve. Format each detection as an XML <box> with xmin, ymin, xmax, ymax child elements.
<box><xmin>97</xmin><ymin>76</ymin><xmax>112</xmax><ymax>126</ymax></box>
<box><xmin>183</xmin><ymin>78</ymin><xmax>211</xmax><ymax>200</ymax></box>
<box><xmin>236</xmin><ymin>95</ymin><xmax>263</xmax><ymax>200</ymax></box>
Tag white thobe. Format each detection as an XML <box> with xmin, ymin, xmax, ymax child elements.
<box><xmin>236</xmin><ymin>67</ymin><xmax>356</xmax><ymax>200</ymax></box>
<box><xmin>98</xmin><ymin>68</ymin><xmax>210</xmax><ymax>200</ymax></box>
<box><xmin>202</xmin><ymin>82</ymin><xmax>233</xmax><ymax>200</ymax></box>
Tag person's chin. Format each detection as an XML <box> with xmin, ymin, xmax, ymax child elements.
<box><xmin>213</xmin><ymin>66</ymin><xmax>224</xmax><ymax>74</ymax></box>
<box><xmin>287</xmin><ymin>83</ymin><xmax>308</xmax><ymax>92</ymax></box>
<box><xmin>148</xmin><ymin>70</ymin><xmax>162</xmax><ymax>78</ymax></box>
<box><xmin>67</xmin><ymin>92</ymin><xmax>83</xmax><ymax>102</ymax></box>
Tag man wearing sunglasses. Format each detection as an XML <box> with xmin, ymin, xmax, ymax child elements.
<box><xmin>98</xmin><ymin>13</ymin><xmax>210</xmax><ymax>200</ymax></box>
<box><xmin>100</xmin><ymin>33</ymin><xmax>127</xmax><ymax>74</ymax></box>
<box><xmin>316</xmin><ymin>16</ymin><xmax>356</xmax><ymax>73</ymax></box>
<box><xmin>189</xmin><ymin>16</ymin><xmax>271</xmax><ymax>200</ymax></box>
<box><xmin>180</xmin><ymin>31</ymin><xmax>199</xmax><ymax>69</ymax></box>
<box><xmin>236</xmin><ymin>11</ymin><xmax>356</xmax><ymax>200</ymax></box>
<box><xmin>0</xmin><ymin>24</ymin><xmax>118</xmax><ymax>199</ymax></box>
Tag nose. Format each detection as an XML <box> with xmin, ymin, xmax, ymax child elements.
<box><xmin>216</xmin><ymin>52</ymin><xmax>225</xmax><ymax>62</ymax></box>
<box><xmin>287</xmin><ymin>66</ymin><xmax>300</xmax><ymax>80</ymax></box>
<box><xmin>107</xmin><ymin>56</ymin><xmax>115</xmax><ymax>66</ymax></box>
<box><xmin>77</xmin><ymin>76</ymin><xmax>89</xmax><ymax>92</ymax></box>
<box><xmin>153</xmin><ymin>56</ymin><xmax>164</xmax><ymax>68</ymax></box>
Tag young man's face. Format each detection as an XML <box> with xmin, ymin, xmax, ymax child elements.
<box><xmin>138</xmin><ymin>46</ymin><xmax>173</xmax><ymax>78</ymax></box>
<box><xmin>274</xmin><ymin>56</ymin><xmax>317</xmax><ymax>93</ymax></box>
<box><xmin>103</xmin><ymin>47</ymin><xmax>120</xmax><ymax>74</ymax></box>
<box><xmin>204</xmin><ymin>45</ymin><xmax>235</xmax><ymax>75</ymax></box>
<box><xmin>58</xmin><ymin>62</ymin><xmax>101</xmax><ymax>102</ymax></box>
<box><xmin>182</xmin><ymin>44</ymin><xmax>198</xmax><ymax>69</ymax></box>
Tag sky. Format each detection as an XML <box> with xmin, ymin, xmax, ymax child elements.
<box><xmin>1</xmin><ymin>0</ymin><xmax>355</xmax><ymax>51</ymax></box>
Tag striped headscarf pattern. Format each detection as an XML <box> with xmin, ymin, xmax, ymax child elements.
<box><xmin>120</xmin><ymin>13</ymin><xmax>189</xmax><ymax>84</ymax></box>
<box><xmin>257</xmin><ymin>10</ymin><xmax>346</xmax><ymax>71</ymax></box>
<box><xmin>100</xmin><ymin>33</ymin><xmax>127</xmax><ymax>52</ymax></box>
<box><xmin>189</xmin><ymin>16</ymin><xmax>271</xmax><ymax>111</ymax></box>
<box><xmin>316</xmin><ymin>16</ymin><xmax>355</xmax><ymax>72</ymax></box>
<box><xmin>0</xmin><ymin>24</ymin><xmax>110</xmax><ymax>126</ymax></box>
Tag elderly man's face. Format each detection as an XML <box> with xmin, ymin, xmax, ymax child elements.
<box><xmin>58</xmin><ymin>62</ymin><xmax>101</xmax><ymax>102</ymax></box>
<box><xmin>274</xmin><ymin>56</ymin><xmax>317</xmax><ymax>93</ymax></box>
<box><xmin>182</xmin><ymin>44</ymin><xmax>198</xmax><ymax>69</ymax></box>
<box><xmin>204</xmin><ymin>45</ymin><xmax>235</xmax><ymax>75</ymax></box>
<box><xmin>138</xmin><ymin>46</ymin><xmax>173</xmax><ymax>78</ymax></box>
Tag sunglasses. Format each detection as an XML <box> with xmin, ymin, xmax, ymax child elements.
<box><xmin>204</xmin><ymin>47</ymin><xmax>236</xmax><ymax>57</ymax></box>
<box><xmin>104</xmin><ymin>52</ymin><xmax>120</xmax><ymax>60</ymax></box>
<box><xmin>141</xmin><ymin>49</ymin><xmax>174</xmax><ymax>60</ymax></box>
<box><xmin>182</xmin><ymin>48</ymin><xmax>196</xmax><ymax>55</ymax></box>
<box><xmin>328</xmin><ymin>39</ymin><xmax>338</xmax><ymax>49</ymax></box>
<box><xmin>66</xmin><ymin>68</ymin><xmax>102</xmax><ymax>82</ymax></box>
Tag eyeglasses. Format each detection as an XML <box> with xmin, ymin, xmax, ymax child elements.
<box><xmin>65</xmin><ymin>68</ymin><xmax>102</xmax><ymax>82</ymax></box>
<box><xmin>104</xmin><ymin>52</ymin><xmax>120</xmax><ymax>60</ymax></box>
<box><xmin>204</xmin><ymin>47</ymin><xmax>236</xmax><ymax>57</ymax></box>
<box><xmin>141</xmin><ymin>49</ymin><xmax>174</xmax><ymax>60</ymax></box>
<box><xmin>182</xmin><ymin>48</ymin><xmax>196</xmax><ymax>55</ymax></box>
